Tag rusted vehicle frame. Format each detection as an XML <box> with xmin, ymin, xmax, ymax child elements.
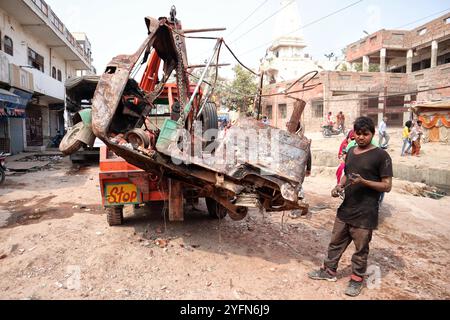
<box><xmin>91</xmin><ymin>14</ymin><xmax>310</xmax><ymax>219</ymax></box>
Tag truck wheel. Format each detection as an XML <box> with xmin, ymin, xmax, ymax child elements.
<box><xmin>205</xmin><ymin>198</ymin><xmax>228</xmax><ymax>219</ymax></box>
<box><xmin>200</xmin><ymin>102</ymin><xmax>218</xmax><ymax>150</ymax></box>
<box><xmin>0</xmin><ymin>168</ymin><xmax>5</xmax><ymax>185</ymax></box>
<box><xmin>106</xmin><ymin>206</ymin><xmax>124</xmax><ymax>226</ymax></box>
<box><xmin>59</xmin><ymin>122</ymin><xmax>84</xmax><ymax>156</ymax></box>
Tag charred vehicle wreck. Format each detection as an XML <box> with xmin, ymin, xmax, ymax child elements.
<box><xmin>62</xmin><ymin>7</ymin><xmax>311</xmax><ymax>225</ymax></box>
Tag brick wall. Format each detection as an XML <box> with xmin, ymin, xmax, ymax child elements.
<box><xmin>346</xmin><ymin>13</ymin><xmax>450</xmax><ymax>62</ymax></box>
<box><xmin>409</xmin><ymin>64</ymin><xmax>450</xmax><ymax>101</ymax></box>
<box><xmin>407</xmin><ymin>13</ymin><xmax>450</xmax><ymax>48</ymax></box>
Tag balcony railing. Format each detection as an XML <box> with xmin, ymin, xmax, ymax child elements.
<box><xmin>31</xmin><ymin>0</ymin><xmax>48</xmax><ymax>16</ymax></box>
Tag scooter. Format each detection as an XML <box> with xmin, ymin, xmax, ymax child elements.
<box><xmin>322</xmin><ymin>124</ymin><xmax>346</xmax><ymax>138</ymax></box>
<box><xmin>49</xmin><ymin>131</ymin><xmax>64</xmax><ymax>148</ymax></box>
<box><xmin>0</xmin><ymin>152</ymin><xmax>10</xmax><ymax>185</ymax></box>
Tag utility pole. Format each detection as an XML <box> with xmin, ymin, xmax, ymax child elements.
<box><xmin>256</xmin><ymin>74</ymin><xmax>264</xmax><ymax>121</ymax></box>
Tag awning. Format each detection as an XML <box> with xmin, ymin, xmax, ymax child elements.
<box><xmin>0</xmin><ymin>88</ymin><xmax>31</xmax><ymax>118</ymax></box>
<box><xmin>412</xmin><ymin>100</ymin><xmax>450</xmax><ymax>115</ymax></box>
<box><xmin>0</xmin><ymin>88</ymin><xmax>29</xmax><ymax>107</ymax></box>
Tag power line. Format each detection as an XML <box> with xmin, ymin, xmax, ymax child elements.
<box><xmin>262</xmin><ymin>84</ymin><xmax>450</xmax><ymax>103</ymax></box>
<box><xmin>302</xmin><ymin>7</ymin><xmax>450</xmax><ymax>65</ymax></box>
<box><xmin>226</xmin><ymin>0</ymin><xmax>269</xmax><ymax>38</ymax></box>
<box><xmin>189</xmin><ymin>0</ymin><xmax>270</xmax><ymax>63</ymax></box>
<box><xmin>239</xmin><ymin>0</ymin><xmax>364</xmax><ymax>57</ymax></box>
<box><xmin>229</xmin><ymin>0</ymin><xmax>296</xmax><ymax>44</ymax></box>
<box><xmin>395</xmin><ymin>7</ymin><xmax>450</xmax><ymax>29</ymax></box>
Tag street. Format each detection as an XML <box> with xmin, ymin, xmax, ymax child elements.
<box><xmin>1</xmin><ymin>154</ymin><xmax>449</xmax><ymax>300</ymax></box>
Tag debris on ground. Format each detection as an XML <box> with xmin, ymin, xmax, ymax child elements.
<box><xmin>155</xmin><ymin>239</ymin><xmax>169</xmax><ymax>248</ymax></box>
<box><xmin>7</xmin><ymin>155</ymin><xmax>64</xmax><ymax>172</ymax></box>
<box><xmin>397</xmin><ymin>181</ymin><xmax>447</xmax><ymax>199</ymax></box>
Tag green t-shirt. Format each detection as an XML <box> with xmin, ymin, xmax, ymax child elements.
<box><xmin>346</xmin><ymin>139</ymin><xmax>379</xmax><ymax>152</ymax></box>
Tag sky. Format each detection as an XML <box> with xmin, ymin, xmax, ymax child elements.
<box><xmin>45</xmin><ymin>0</ymin><xmax>450</xmax><ymax>78</ymax></box>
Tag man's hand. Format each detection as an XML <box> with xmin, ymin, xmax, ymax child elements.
<box><xmin>331</xmin><ymin>185</ymin><xmax>344</xmax><ymax>198</ymax></box>
<box><xmin>349</xmin><ymin>173</ymin><xmax>365</xmax><ymax>185</ymax></box>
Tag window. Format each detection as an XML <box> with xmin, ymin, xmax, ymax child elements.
<box><xmin>266</xmin><ymin>105</ymin><xmax>272</xmax><ymax>119</ymax></box>
<box><xmin>57</xmin><ymin>69</ymin><xmax>62</xmax><ymax>82</ymax></box>
<box><xmin>4</xmin><ymin>36</ymin><xmax>13</xmax><ymax>56</ymax></box>
<box><xmin>368</xmin><ymin>97</ymin><xmax>379</xmax><ymax>109</ymax></box>
<box><xmin>312</xmin><ymin>100</ymin><xmax>324</xmax><ymax>118</ymax></box>
<box><xmin>392</xmin><ymin>33</ymin><xmax>404</xmax><ymax>42</ymax></box>
<box><xmin>417</xmin><ymin>28</ymin><xmax>427</xmax><ymax>36</ymax></box>
<box><xmin>28</xmin><ymin>48</ymin><xmax>44</xmax><ymax>72</ymax></box>
<box><xmin>445</xmin><ymin>17</ymin><xmax>450</xmax><ymax>24</ymax></box>
<box><xmin>52</xmin><ymin>67</ymin><xmax>56</xmax><ymax>79</ymax></box>
<box><xmin>278</xmin><ymin>104</ymin><xmax>287</xmax><ymax>119</ymax></box>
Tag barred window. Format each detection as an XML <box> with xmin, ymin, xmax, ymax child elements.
<box><xmin>4</xmin><ymin>36</ymin><xmax>13</xmax><ymax>56</ymax></box>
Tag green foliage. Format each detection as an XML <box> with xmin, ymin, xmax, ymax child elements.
<box><xmin>340</xmin><ymin>64</ymin><xmax>348</xmax><ymax>71</ymax></box>
<box><xmin>369</xmin><ymin>64</ymin><xmax>380</xmax><ymax>72</ymax></box>
<box><xmin>352</xmin><ymin>63</ymin><xmax>380</xmax><ymax>72</ymax></box>
<box><xmin>224</xmin><ymin>65</ymin><xmax>258</xmax><ymax>112</ymax></box>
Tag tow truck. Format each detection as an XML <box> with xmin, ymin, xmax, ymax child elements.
<box><xmin>61</xmin><ymin>7</ymin><xmax>311</xmax><ymax>226</ymax></box>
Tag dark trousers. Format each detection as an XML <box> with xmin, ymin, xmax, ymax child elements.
<box><xmin>324</xmin><ymin>217</ymin><xmax>373</xmax><ymax>277</ymax></box>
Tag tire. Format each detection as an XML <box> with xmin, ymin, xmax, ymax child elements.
<box><xmin>0</xmin><ymin>168</ymin><xmax>5</xmax><ymax>185</ymax></box>
<box><xmin>106</xmin><ymin>206</ymin><xmax>124</xmax><ymax>226</ymax></box>
<box><xmin>59</xmin><ymin>122</ymin><xmax>84</xmax><ymax>156</ymax></box>
<box><xmin>205</xmin><ymin>198</ymin><xmax>228</xmax><ymax>219</ymax></box>
<box><xmin>200</xmin><ymin>102</ymin><xmax>219</xmax><ymax>150</ymax></box>
<box><xmin>322</xmin><ymin>128</ymin><xmax>330</xmax><ymax>138</ymax></box>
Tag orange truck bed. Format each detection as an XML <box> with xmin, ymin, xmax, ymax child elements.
<box><xmin>98</xmin><ymin>146</ymin><xmax>168</xmax><ymax>207</ymax></box>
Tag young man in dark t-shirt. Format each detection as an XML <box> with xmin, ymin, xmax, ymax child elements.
<box><xmin>308</xmin><ymin>117</ymin><xmax>393</xmax><ymax>297</ymax></box>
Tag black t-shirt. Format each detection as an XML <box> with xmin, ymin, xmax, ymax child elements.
<box><xmin>337</xmin><ymin>147</ymin><xmax>393</xmax><ymax>230</ymax></box>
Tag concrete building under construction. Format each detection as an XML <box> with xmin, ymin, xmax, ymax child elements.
<box><xmin>261</xmin><ymin>12</ymin><xmax>450</xmax><ymax>130</ymax></box>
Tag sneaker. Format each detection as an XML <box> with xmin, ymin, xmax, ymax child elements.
<box><xmin>345</xmin><ymin>279</ymin><xmax>364</xmax><ymax>297</ymax></box>
<box><xmin>308</xmin><ymin>268</ymin><xmax>337</xmax><ymax>282</ymax></box>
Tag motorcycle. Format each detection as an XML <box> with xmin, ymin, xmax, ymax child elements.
<box><xmin>0</xmin><ymin>152</ymin><xmax>10</xmax><ymax>185</ymax></box>
<box><xmin>49</xmin><ymin>131</ymin><xmax>64</xmax><ymax>148</ymax></box>
<box><xmin>322</xmin><ymin>124</ymin><xmax>347</xmax><ymax>138</ymax></box>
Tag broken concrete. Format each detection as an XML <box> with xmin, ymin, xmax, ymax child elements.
<box><xmin>7</xmin><ymin>162</ymin><xmax>51</xmax><ymax>172</ymax></box>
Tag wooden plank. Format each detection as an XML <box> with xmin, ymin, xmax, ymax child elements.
<box><xmin>169</xmin><ymin>179</ymin><xmax>184</xmax><ymax>222</ymax></box>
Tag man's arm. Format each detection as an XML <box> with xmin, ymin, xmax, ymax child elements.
<box><xmin>331</xmin><ymin>175</ymin><xmax>347</xmax><ymax>197</ymax></box>
<box><xmin>349</xmin><ymin>175</ymin><xmax>392</xmax><ymax>193</ymax></box>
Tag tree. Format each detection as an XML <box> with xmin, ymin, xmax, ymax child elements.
<box><xmin>324</xmin><ymin>52</ymin><xmax>335</xmax><ymax>61</ymax></box>
<box><xmin>224</xmin><ymin>65</ymin><xmax>258</xmax><ymax>113</ymax></box>
<box><xmin>352</xmin><ymin>62</ymin><xmax>380</xmax><ymax>72</ymax></box>
<box><xmin>340</xmin><ymin>64</ymin><xmax>349</xmax><ymax>71</ymax></box>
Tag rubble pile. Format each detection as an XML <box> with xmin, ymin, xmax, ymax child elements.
<box><xmin>21</xmin><ymin>155</ymin><xmax>63</xmax><ymax>163</ymax></box>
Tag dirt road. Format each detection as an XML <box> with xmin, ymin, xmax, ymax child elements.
<box><xmin>0</xmin><ymin>158</ymin><xmax>449</xmax><ymax>300</ymax></box>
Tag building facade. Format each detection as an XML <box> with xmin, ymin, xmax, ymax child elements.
<box><xmin>261</xmin><ymin>13</ymin><xmax>450</xmax><ymax>131</ymax></box>
<box><xmin>0</xmin><ymin>0</ymin><xmax>94</xmax><ymax>154</ymax></box>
